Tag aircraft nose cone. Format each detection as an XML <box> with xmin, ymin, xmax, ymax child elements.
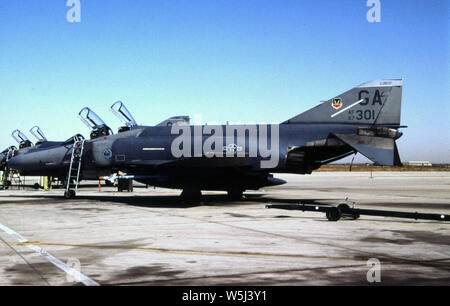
<box><xmin>6</xmin><ymin>155</ymin><xmax>22</xmax><ymax>170</ymax></box>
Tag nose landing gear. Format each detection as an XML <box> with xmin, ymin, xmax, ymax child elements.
<box><xmin>64</xmin><ymin>190</ymin><xmax>76</xmax><ymax>199</ymax></box>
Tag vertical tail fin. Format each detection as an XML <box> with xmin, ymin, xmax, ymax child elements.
<box><xmin>283</xmin><ymin>79</ymin><xmax>403</xmax><ymax>126</ymax></box>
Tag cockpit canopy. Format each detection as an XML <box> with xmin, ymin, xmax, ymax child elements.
<box><xmin>1</xmin><ymin>146</ymin><xmax>17</xmax><ymax>165</ymax></box>
<box><xmin>29</xmin><ymin>126</ymin><xmax>47</xmax><ymax>145</ymax></box>
<box><xmin>110</xmin><ymin>101</ymin><xmax>138</xmax><ymax>133</ymax></box>
<box><xmin>79</xmin><ymin>107</ymin><xmax>107</xmax><ymax>129</ymax></box>
<box><xmin>1</xmin><ymin>146</ymin><xmax>17</xmax><ymax>154</ymax></box>
<box><xmin>78</xmin><ymin>107</ymin><xmax>113</xmax><ymax>139</ymax></box>
<box><xmin>11</xmin><ymin>130</ymin><xmax>33</xmax><ymax>149</ymax></box>
<box><xmin>157</xmin><ymin>116</ymin><xmax>190</xmax><ymax>127</ymax></box>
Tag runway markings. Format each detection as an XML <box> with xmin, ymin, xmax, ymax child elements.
<box><xmin>108</xmin><ymin>203</ymin><xmax>450</xmax><ymax>268</ymax></box>
<box><xmin>0</xmin><ymin>222</ymin><xmax>99</xmax><ymax>286</ymax></box>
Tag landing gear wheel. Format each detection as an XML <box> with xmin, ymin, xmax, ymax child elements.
<box><xmin>337</xmin><ymin>203</ymin><xmax>360</xmax><ymax>220</ymax></box>
<box><xmin>4</xmin><ymin>181</ymin><xmax>11</xmax><ymax>190</ymax></box>
<box><xmin>326</xmin><ymin>207</ymin><xmax>341</xmax><ymax>222</ymax></box>
<box><xmin>64</xmin><ymin>190</ymin><xmax>76</xmax><ymax>199</ymax></box>
<box><xmin>105</xmin><ymin>180</ymin><xmax>114</xmax><ymax>187</ymax></box>
<box><xmin>180</xmin><ymin>189</ymin><xmax>202</xmax><ymax>201</ymax></box>
<box><xmin>227</xmin><ymin>189</ymin><xmax>244</xmax><ymax>200</ymax></box>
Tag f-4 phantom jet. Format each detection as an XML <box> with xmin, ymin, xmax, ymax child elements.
<box><xmin>74</xmin><ymin>79</ymin><xmax>405</xmax><ymax>200</ymax></box>
<box><xmin>1</xmin><ymin>129</ymin><xmax>34</xmax><ymax>173</ymax></box>
<box><xmin>6</xmin><ymin>79</ymin><xmax>405</xmax><ymax>199</ymax></box>
<box><xmin>6</xmin><ymin>106</ymin><xmax>117</xmax><ymax>184</ymax></box>
<box><xmin>6</xmin><ymin>126</ymin><xmax>85</xmax><ymax>181</ymax></box>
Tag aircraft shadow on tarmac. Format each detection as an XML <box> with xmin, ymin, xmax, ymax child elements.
<box><xmin>1</xmin><ymin>193</ymin><xmax>448</xmax><ymax>224</ymax></box>
<box><xmin>0</xmin><ymin>192</ymin><xmax>340</xmax><ymax>209</ymax></box>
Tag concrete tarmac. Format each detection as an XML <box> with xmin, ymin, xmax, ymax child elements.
<box><xmin>0</xmin><ymin>172</ymin><xmax>449</xmax><ymax>285</ymax></box>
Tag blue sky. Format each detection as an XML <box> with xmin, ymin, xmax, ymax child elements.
<box><xmin>0</xmin><ymin>0</ymin><xmax>448</xmax><ymax>162</ymax></box>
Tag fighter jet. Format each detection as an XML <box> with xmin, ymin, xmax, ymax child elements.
<box><xmin>5</xmin><ymin>108</ymin><xmax>112</xmax><ymax>181</ymax></box>
<box><xmin>6</xmin><ymin>106</ymin><xmax>128</xmax><ymax>189</ymax></box>
<box><xmin>1</xmin><ymin>127</ymin><xmax>50</xmax><ymax>171</ymax></box>
<box><xmin>1</xmin><ymin>130</ymin><xmax>35</xmax><ymax>187</ymax></box>
<box><xmin>7</xmin><ymin>79</ymin><xmax>404</xmax><ymax>199</ymax></box>
<box><xmin>6</xmin><ymin>129</ymin><xmax>85</xmax><ymax>181</ymax></box>
<box><xmin>80</xmin><ymin>79</ymin><xmax>404</xmax><ymax>200</ymax></box>
<box><xmin>0</xmin><ymin>130</ymin><xmax>26</xmax><ymax>171</ymax></box>
<box><xmin>1</xmin><ymin>129</ymin><xmax>34</xmax><ymax>170</ymax></box>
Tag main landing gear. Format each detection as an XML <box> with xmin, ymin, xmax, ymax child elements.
<box><xmin>180</xmin><ymin>189</ymin><xmax>202</xmax><ymax>201</ymax></box>
<box><xmin>227</xmin><ymin>189</ymin><xmax>244</xmax><ymax>200</ymax></box>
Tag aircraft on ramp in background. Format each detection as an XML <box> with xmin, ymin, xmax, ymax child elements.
<box><xmin>1</xmin><ymin>129</ymin><xmax>34</xmax><ymax>172</ymax></box>
<box><xmin>4</xmin><ymin>103</ymin><xmax>193</xmax><ymax>192</ymax></box>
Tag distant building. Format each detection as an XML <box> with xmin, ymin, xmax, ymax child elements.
<box><xmin>405</xmin><ymin>161</ymin><xmax>433</xmax><ymax>166</ymax></box>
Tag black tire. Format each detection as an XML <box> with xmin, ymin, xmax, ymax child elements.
<box><xmin>227</xmin><ymin>189</ymin><xmax>244</xmax><ymax>200</ymax></box>
<box><xmin>337</xmin><ymin>203</ymin><xmax>359</xmax><ymax>220</ymax></box>
<box><xmin>180</xmin><ymin>189</ymin><xmax>202</xmax><ymax>201</ymax></box>
<box><xmin>33</xmin><ymin>183</ymin><xmax>41</xmax><ymax>190</ymax></box>
<box><xmin>64</xmin><ymin>190</ymin><xmax>75</xmax><ymax>199</ymax></box>
<box><xmin>337</xmin><ymin>203</ymin><xmax>350</xmax><ymax>212</ymax></box>
<box><xmin>105</xmin><ymin>180</ymin><xmax>113</xmax><ymax>187</ymax></box>
<box><xmin>326</xmin><ymin>207</ymin><xmax>341</xmax><ymax>221</ymax></box>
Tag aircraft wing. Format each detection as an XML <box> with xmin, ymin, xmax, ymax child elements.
<box><xmin>124</xmin><ymin>155</ymin><xmax>252</xmax><ymax>169</ymax></box>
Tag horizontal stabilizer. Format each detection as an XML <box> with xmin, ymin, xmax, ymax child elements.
<box><xmin>333</xmin><ymin>134</ymin><xmax>402</xmax><ymax>166</ymax></box>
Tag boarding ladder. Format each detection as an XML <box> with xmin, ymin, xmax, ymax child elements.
<box><xmin>1</xmin><ymin>147</ymin><xmax>21</xmax><ymax>190</ymax></box>
<box><xmin>10</xmin><ymin>172</ymin><xmax>24</xmax><ymax>190</ymax></box>
<box><xmin>64</xmin><ymin>138</ymin><xmax>85</xmax><ymax>198</ymax></box>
